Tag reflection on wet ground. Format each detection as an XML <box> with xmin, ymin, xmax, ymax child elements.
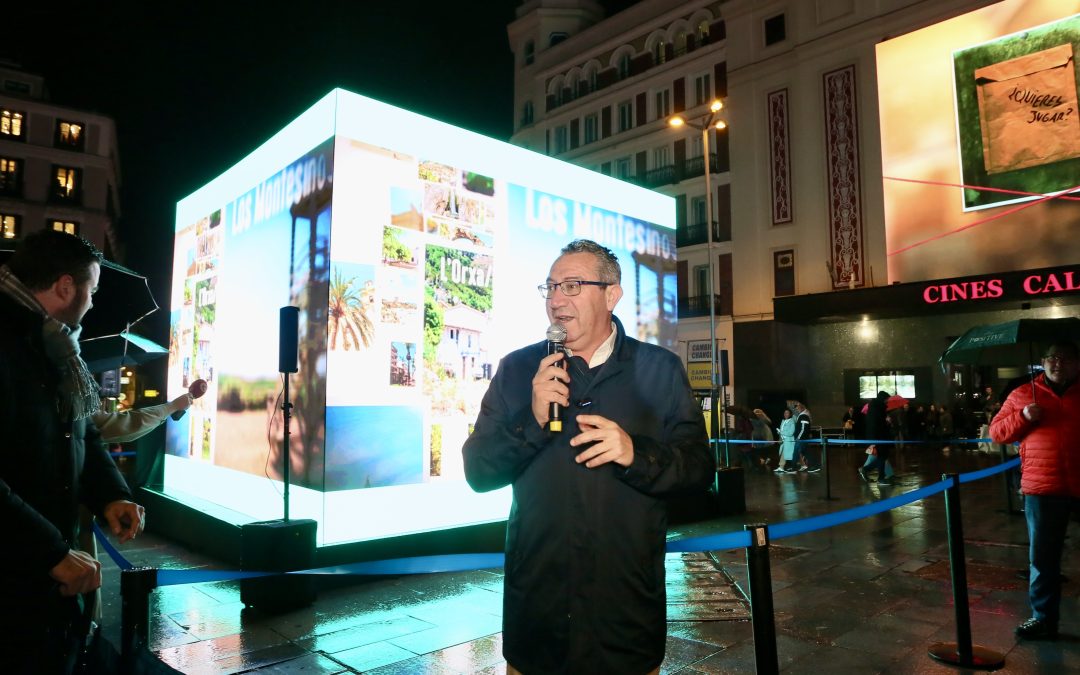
<box><xmin>97</xmin><ymin>445</ymin><xmax>1080</xmax><ymax>673</ymax></box>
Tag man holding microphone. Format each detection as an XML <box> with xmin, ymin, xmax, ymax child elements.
<box><xmin>464</xmin><ymin>239</ymin><xmax>713</xmax><ymax>674</ymax></box>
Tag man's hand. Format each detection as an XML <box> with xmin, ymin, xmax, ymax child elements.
<box><xmin>532</xmin><ymin>352</ymin><xmax>570</xmax><ymax>428</ymax></box>
<box><xmin>50</xmin><ymin>549</ymin><xmax>101</xmax><ymax>596</ymax></box>
<box><xmin>1023</xmin><ymin>403</ymin><xmax>1043</xmax><ymax>423</ymax></box>
<box><xmin>571</xmin><ymin>414</ymin><xmax>634</xmax><ymax>468</ymax></box>
<box><xmin>103</xmin><ymin>499</ymin><xmax>145</xmax><ymax>543</ymax></box>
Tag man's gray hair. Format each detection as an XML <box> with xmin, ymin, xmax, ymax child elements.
<box><xmin>560</xmin><ymin>239</ymin><xmax>621</xmax><ymax>284</ymax></box>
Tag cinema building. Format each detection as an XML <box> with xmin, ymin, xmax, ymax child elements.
<box><xmin>507</xmin><ymin>0</ymin><xmax>1080</xmax><ymax>426</ymax></box>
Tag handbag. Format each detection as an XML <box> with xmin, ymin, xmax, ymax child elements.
<box><xmin>75</xmin><ymin>621</ymin><xmax>120</xmax><ymax>675</ymax></box>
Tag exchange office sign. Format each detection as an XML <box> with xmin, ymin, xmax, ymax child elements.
<box><xmin>687</xmin><ymin>340</ymin><xmax>728</xmax><ymax>390</ymax></box>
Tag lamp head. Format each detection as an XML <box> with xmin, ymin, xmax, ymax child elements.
<box><xmin>714</xmin><ymin>120</ymin><xmax>727</xmax><ymax>130</ymax></box>
<box><xmin>668</xmin><ymin>115</ymin><xmax>685</xmax><ymax>128</ymax></box>
<box><xmin>710</xmin><ymin>99</ymin><xmax>724</xmax><ymax>113</ymax></box>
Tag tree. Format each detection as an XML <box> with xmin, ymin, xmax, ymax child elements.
<box><xmin>328</xmin><ymin>269</ymin><xmax>374</xmax><ymax>350</ymax></box>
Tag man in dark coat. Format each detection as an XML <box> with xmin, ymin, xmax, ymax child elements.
<box><xmin>463</xmin><ymin>240</ymin><xmax>713</xmax><ymax>674</ymax></box>
<box><xmin>0</xmin><ymin>230</ymin><xmax>145</xmax><ymax>674</ymax></box>
<box><xmin>859</xmin><ymin>390</ymin><xmax>896</xmax><ymax>486</ymax></box>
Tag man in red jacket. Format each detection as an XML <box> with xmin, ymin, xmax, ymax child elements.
<box><xmin>991</xmin><ymin>340</ymin><xmax>1080</xmax><ymax>640</ymax></box>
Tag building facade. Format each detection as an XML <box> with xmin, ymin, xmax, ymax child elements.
<box><xmin>508</xmin><ymin>0</ymin><xmax>1080</xmax><ymax>428</ymax></box>
<box><xmin>0</xmin><ymin>62</ymin><xmax>121</xmax><ymax>255</ymax></box>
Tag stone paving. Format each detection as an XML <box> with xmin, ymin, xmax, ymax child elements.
<box><xmin>95</xmin><ymin>445</ymin><xmax>1080</xmax><ymax>673</ymax></box>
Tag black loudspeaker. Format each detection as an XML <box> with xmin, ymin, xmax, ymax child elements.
<box><xmin>278</xmin><ymin>306</ymin><xmax>299</xmax><ymax>374</ymax></box>
<box><xmin>240</xmin><ymin>518</ymin><xmax>317</xmax><ymax>612</ymax></box>
<box><xmin>718</xmin><ymin>349</ymin><xmax>730</xmax><ymax>387</ymax></box>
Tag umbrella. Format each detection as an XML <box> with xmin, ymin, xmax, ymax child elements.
<box><xmin>862</xmin><ymin>394</ymin><xmax>907</xmax><ymax>413</ymax></box>
<box><xmin>939</xmin><ymin>317</ymin><xmax>1080</xmax><ymax>400</ymax></box>
<box><xmin>0</xmin><ymin>247</ymin><xmax>159</xmax><ymax>338</ymax></box>
<box><xmin>940</xmin><ymin>317</ymin><xmax>1080</xmax><ymax>366</ymax></box>
<box><xmin>80</xmin><ymin>331</ymin><xmax>168</xmax><ymax>373</ymax></box>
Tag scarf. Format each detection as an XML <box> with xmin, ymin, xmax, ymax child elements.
<box><xmin>0</xmin><ymin>264</ymin><xmax>100</xmax><ymax>421</ymax></box>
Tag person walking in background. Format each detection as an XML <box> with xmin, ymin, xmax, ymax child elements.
<box><xmin>991</xmin><ymin>341</ymin><xmax>1080</xmax><ymax>641</ymax></box>
<box><xmin>938</xmin><ymin>404</ymin><xmax>954</xmax><ymax>451</ymax></box>
<box><xmin>462</xmin><ymin>239</ymin><xmax>714</xmax><ymax>674</ymax></box>
<box><xmin>789</xmin><ymin>400</ymin><xmax>820</xmax><ymax>473</ymax></box>
<box><xmin>776</xmin><ymin>408</ymin><xmax>797</xmax><ymax>473</ymax></box>
<box><xmin>859</xmin><ymin>390</ymin><xmax>897</xmax><ymax>486</ymax></box>
<box><xmin>749</xmin><ymin>408</ymin><xmax>775</xmax><ymax>471</ymax></box>
<box><xmin>0</xmin><ymin>230</ymin><xmax>145</xmax><ymax>674</ymax></box>
<box><xmin>842</xmin><ymin>405</ymin><xmax>857</xmax><ymax>438</ymax></box>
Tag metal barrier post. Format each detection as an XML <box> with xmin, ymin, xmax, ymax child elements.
<box><xmin>822</xmin><ymin>438</ymin><xmax>833</xmax><ymax>501</ymax></box>
<box><xmin>927</xmin><ymin>474</ymin><xmax>1005</xmax><ymax>670</ymax></box>
<box><xmin>744</xmin><ymin>524</ymin><xmax>779</xmax><ymax>675</ymax></box>
<box><xmin>120</xmin><ymin>566</ymin><xmax>158</xmax><ymax>670</ymax></box>
<box><xmin>1000</xmin><ymin>444</ymin><xmax>1018</xmax><ymax>515</ymax></box>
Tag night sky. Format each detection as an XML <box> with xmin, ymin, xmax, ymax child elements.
<box><xmin>7</xmin><ymin>1</ymin><xmax>638</xmax><ymax>341</ymax></box>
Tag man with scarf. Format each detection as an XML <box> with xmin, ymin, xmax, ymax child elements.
<box><xmin>0</xmin><ymin>230</ymin><xmax>145</xmax><ymax>674</ymax></box>
<box><xmin>463</xmin><ymin>240</ymin><xmax>713</xmax><ymax>674</ymax></box>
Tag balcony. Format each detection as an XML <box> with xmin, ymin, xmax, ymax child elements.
<box><xmin>682</xmin><ymin>153</ymin><xmax>720</xmax><ymax>180</ymax></box>
<box><xmin>629</xmin><ymin>164</ymin><xmax>676</xmax><ymax>189</ymax></box>
<box><xmin>678</xmin><ymin>294</ymin><xmax>724</xmax><ymax>319</ymax></box>
<box><xmin>677</xmin><ymin>220</ymin><xmax>730</xmax><ymax>247</ymax></box>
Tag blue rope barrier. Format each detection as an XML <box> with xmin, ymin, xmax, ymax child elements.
<box><xmin>91</xmin><ymin>521</ymin><xmax>134</xmax><ymax>571</ymax></box>
<box><xmin>770</xmin><ymin>480</ymin><xmax>953</xmax><ymax>540</ymax></box>
<box><xmin>958</xmin><ymin>456</ymin><xmax>1020</xmax><ymax>484</ymax></box>
<box><xmin>91</xmin><ymin>457</ymin><xmax>1020</xmax><ymax>585</ymax></box>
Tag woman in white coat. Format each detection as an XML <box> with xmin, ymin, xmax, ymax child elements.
<box><xmin>775</xmin><ymin>408</ymin><xmax>797</xmax><ymax>473</ymax></box>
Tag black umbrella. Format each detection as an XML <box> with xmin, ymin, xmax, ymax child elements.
<box><xmin>80</xmin><ymin>331</ymin><xmax>168</xmax><ymax>373</ymax></box>
<box><xmin>0</xmin><ymin>248</ymin><xmax>159</xmax><ymax>338</ymax></box>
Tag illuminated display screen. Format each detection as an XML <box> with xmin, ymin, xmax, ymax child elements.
<box><xmin>876</xmin><ymin>0</ymin><xmax>1080</xmax><ymax>284</ymax></box>
<box><xmin>165</xmin><ymin>89</ymin><xmax>676</xmax><ymax>546</ymax></box>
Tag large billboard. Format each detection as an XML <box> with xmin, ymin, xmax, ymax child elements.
<box><xmin>877</xmin><ymin>0</ymin><xmax>1080</xmax><ymax>283</ymax></box>
<box><xmin>165</xmin><ymin>90</ymin><xmax>677</xmax><ymax>546</ymax></box>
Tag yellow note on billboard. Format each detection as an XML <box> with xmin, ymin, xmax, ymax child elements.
<box><xmin>974</xmin><ymin>44</ymin><xmax>1080</xmax><ymax>174</ymax></box>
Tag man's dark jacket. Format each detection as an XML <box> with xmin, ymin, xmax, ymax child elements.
<box><xmin>463</xmin><ymin>317</ymin><xmax>713</xmax><ymax>674</ymax></box>
<box><xmin>0</xmin><ymin>294</ymin><xmax>131</xmax><ymax>624</ymax></box>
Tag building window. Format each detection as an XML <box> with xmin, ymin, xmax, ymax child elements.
<box><xmin>0</xmin><ymin>157</ymin><xmax>21</xmax><ymax>195</ymax></box>
<box><xmin>549</xmin><ymin>32</ymin><xmax>568</xmax><ymax>47</ymax></box>
<box><xmin>521</xmin><ymin>101</ymin><xmax>534</xmax><ymax>127</ymax></box>
<box><xmin>698</xmin><ymin>20</ymin><xmax>710</xmax><ymax>42</ymax></box>
<box><xmin>690</xmin><ymin>134</ymin><xmax>704</xmax><ymax>157</ymax></box>
<box><xmin>55</xmin><ymin>120</ymin><xmax>86</xmax><ymax>151</ymax></box>
<box><xmin>655</xmin><ymin>89</ymin><xmax>670</xmax><ymax>120</ymax></box>
<box><xmin>653</xmin><ymin>144</ymin><xmax>670</xmax><ymax>169</ymax></box>
<box><xmin>524</xmin><ymin>40</ymin><xmax>535</xmax><ymax>66</ymax></box>
<box><xmin>694</xmin><ymin>74</ymin><xmax>712</xmax><ymax>106</ymax></box>
<box><xmin>614</xmin><ymin>156</ymin><xmax>632</xmax><ymax>180</ymax></box>
<box><xmin>653</xmin><ymin>40</ymin><xmax>667</xmax><ymax>65</ymax></box>
<box><xmin>617</xmin><ymin>99</ymin><xmax>633</xmax><ymax>132</ymax></box>
<box><xmin>587</xmin><ymin>69</ymin><xmax>598</xmax><ymax>92</ymax></box>
<box><xmin>1</xmin><ymin>109</ymin><xmax>25</xmax><ymax>140</ymax></box>
<box><xmin>51</xmin><ymin>220</ymin><xmax>79</xmax><ymax>235</ymax></box>
<box><xmin>617</xmin><ymin>54</ymin><xmax>631</xmax><ymax>80</ymax></box>
<box><xmin>765</xmin><ymin>14</ymin><xmax>786</xmax><ymax>46</ymax></box>
<box><xmin>694</xmin><ymin>265</ymin><xmax>709</xmax><ymax>296</ymax></box>
<box><xmin>51</xmin><ymin>166</ymin><xmax>82</xmax><ymax>203</ymax></box>
<box><xmin>691</xmin><ymin>195</ymin><xmax>707</xmax><ymax>225</ymax></box>
<box><xmin>553</xmin><ymin>125</ymin><xmax>568</xmax><ymax>154</ymax></box>
<box><xmin>1</xmin><ymin>213</ymin><xmax>20</xmax><ymax>239</ymax></box>
<box><xmin>774</xmin><ymin>249</ymin><xmax>796</xmax><ymax>297</ymax></box>
<box><xmin>584</xmin><ymin>114</ymin><xmax>598</xmax><ymax>144</ymax></box>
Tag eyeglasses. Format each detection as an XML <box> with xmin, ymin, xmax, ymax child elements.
<box><xmin>1043</xmin><ymin>353</ymin><xmax>1077</xmax><ymax>364</ymax></box>
<box><xmin>537</xmin><ymin>280</ymin><xmax>611</xmax><ymax>299</ymax></box>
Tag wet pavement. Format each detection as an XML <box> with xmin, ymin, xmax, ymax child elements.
<box><xmin>95</xmin><ymin>444</ymin><xmax>1080</xmax><ymax>673</ymax></box>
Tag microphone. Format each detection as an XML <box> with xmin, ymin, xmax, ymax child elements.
<box><xmin>546</xmin><ymin>323</ymin><xmax>567</xmax><ymax>432</ymax></box>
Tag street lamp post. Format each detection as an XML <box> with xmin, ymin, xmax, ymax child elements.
<box><xmin>670</xmin><ymin>100</ymin><xmax>729</xmax><ymax>477</ymax></box>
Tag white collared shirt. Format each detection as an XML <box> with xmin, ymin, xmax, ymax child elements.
<box><xmin>564</xmin><ymin>321</ymin><xmax>617</xmax><ymax>368</ymax></box>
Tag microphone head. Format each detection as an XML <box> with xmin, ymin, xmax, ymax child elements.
<box><xmin>546</xmin><ymin>323</ymin><xmax>567</xmax><ymax>343</ymax></box>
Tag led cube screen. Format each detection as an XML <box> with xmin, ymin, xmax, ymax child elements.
<box><xmin>165</xmin><ymin>89</ymin><xmax>676</xmax><ymax>546</ymax></box>
<box><xmin>876</xmin><ymin>0</ymin><xmax>1080</xmax><ymax>284</ymax></box>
